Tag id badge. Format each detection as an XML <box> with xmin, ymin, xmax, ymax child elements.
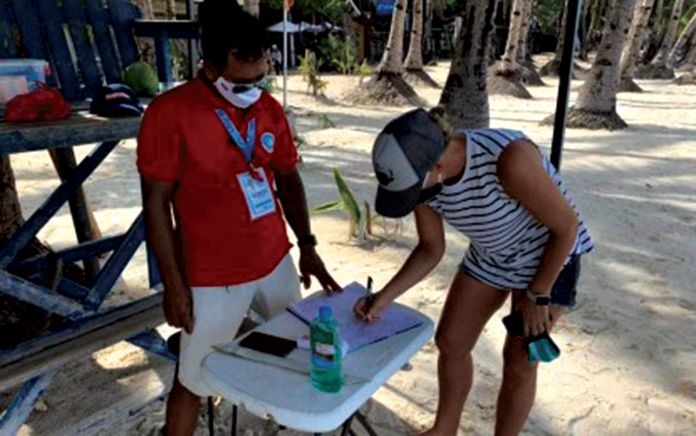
<box><xmin>237</xmin><ymin>167</ymin><xmax>276</xmax><ymax>220</ymax></box>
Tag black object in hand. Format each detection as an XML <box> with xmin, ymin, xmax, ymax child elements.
<box><xmin>502</xmin><ymin>310</ymin><xmax>524</xmax><ymax>337</ymax></box>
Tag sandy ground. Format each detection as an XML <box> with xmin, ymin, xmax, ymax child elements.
<box><xmin>2</xmin><ymin>57</ymin><xmax>696</xmax><ymax>435</ymax></box>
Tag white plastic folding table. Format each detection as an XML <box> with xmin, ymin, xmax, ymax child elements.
<box><xmin>202</xmin><ymin>301</ymin><xmax>434</xmax><ymax>435</ymax></box>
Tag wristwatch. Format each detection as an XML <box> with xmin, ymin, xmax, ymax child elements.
<box><xmin>524</xmin><ymin>289</ymin><xmax>550</xmax><ymax>306</ymax></box>
<box><xmin>297</xmin><ymin>234</ymin><xmax>317</xmax><ymax>249</ymax></box>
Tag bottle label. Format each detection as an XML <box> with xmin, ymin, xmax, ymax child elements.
<box><xmin>316</xmin><ymin>343</ymin><xmax>336</xmax><ymax>358</ymax></box>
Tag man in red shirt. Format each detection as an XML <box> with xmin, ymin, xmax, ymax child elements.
<box><xmin>137</xmin><ymin>2</ymin><xmax>340</xmax><ymax>434</ymax></box>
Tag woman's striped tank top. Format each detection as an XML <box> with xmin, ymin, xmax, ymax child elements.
<box><xmin>425</xmin><ymin>128</ymin><xmax>594</xmax><ymax>290</ymax></box>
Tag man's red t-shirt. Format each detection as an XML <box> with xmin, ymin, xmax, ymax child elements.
<box><xmin>137</xmin><ymin>78</ymin><xmax>298</xmax><ymax>287</ymax></box>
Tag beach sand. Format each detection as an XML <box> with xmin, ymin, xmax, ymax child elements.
<box><xmin>2</xmin><ymin>57</ymin><xmax>696</xmax><ymax>435</ymax></box>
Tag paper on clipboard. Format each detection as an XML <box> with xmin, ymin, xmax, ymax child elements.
<box><xmin>286</xmin><ymin>282</ymin><xmax>423</xmax><ymax>353</ymax></box>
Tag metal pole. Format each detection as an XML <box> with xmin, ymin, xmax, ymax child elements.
<box><xmin>283</xmin><ymin>8</ymin><xmax>288</xmax><ymax>109</ymax></box>
<box><xmin>186</xmin><ymin>0</ymin><xmax>199</xmax><ymax>79</ymax></box>
<box><xmin>550</xmin><ymin>0</ymin><xmax>584</xmax><ymax>171</ymax></box>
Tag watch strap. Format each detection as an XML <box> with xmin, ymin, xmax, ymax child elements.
<box><xmin>524</xmin><ymin>289</ymin><xmax>550</xmax><ymax>305</ymax></box>
<box><xmin>297</xmin><ymin>234</ymin><xmax>317</xmax><ymax>248</ymax></box>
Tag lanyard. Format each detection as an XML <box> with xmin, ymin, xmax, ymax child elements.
<box><xmin>215</xmin><ymin>109</ymin><xmax>256</xmax><ymax>163</ymax></box>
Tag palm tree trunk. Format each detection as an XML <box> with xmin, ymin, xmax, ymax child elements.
<box><xmin>668</xmin><ymin>12</ymin><xmax>696</xmax><ymax>67</ymax></box>
<box><xmin>165</xmin><ymin>0</ymin><xmax>176</xmax><ymax>19</ymax></box>
<box><xmin>377</xmin><ymin>0</ymin><xmax>407</xmax><ymax>74</ymax></box>
<box><xmin>244</xmin><ymin>0</ymin><xmax>260</xmax><ymax>17</ymax></box>
<box><xmin>133</xmin><ymin>0</ymin><xmax>154</xmax><ymax>18</ymax></box>
<box><xmin>490</xmin><ymin>0</ymin><xmax>533</xmax><ymax>97</ymax></box>
<box><xmin>0</xmin><ymin>156</ymin><xmax>23</xmax><ymax>247</ymax></box>
<box><xmin>516</xmin><ymin>0</ymin><xmax>531</xmax><ymax>63</ymax></box>
<box><xmin>500</xmin><ymin>0</ymin><xmax>526</xmax><ymax>73</ymax></box>
<box><xmin>440</xmin><ymin>0</ymin><xmax>497</xmax><ymax>129</ymax></box>
<box><xmin>654</xmin><ymin>0</ymin><xmax>685</xmax><ymax>65</ymax></box>
<box><xmin>635</xmin><ymin>0</ymin><xmax>684</xmax><ymax>78</ymax></box>
<box><xmin>565</xmin><ymin>0</ymin><xmax>639</xmax><ymax>130</ymax></box>
<box><xmin>516</xmin><ymin>0</ymin><xmax>545</xmax><ymax>86</ymax></box>
<box><xmin>405</xmin><ymin>0</ymin><xmax>424</xmax><ymax>70</ymax></box>
<box><xmin>579</xmin><ymin>0</ymin><xmax>593</xmax><ymax>60</ymax></box>
<box><xmin>540</xmin><ymin>0</ymin><xmax>569</xmax><ymax>76</ymax></box>
<box><xmin>354</xmin><ymin>0</ymin><xmax>424</xmax><ymax>106</ymax></box>
<box><xmin>618</xmin><ymin>0</ymin><xmax>656</xmax><ymax>92</ymax></box>
<box><xmin>404</xmin><ymin>0</ymin><xmax>440</xmax><ymax>87</ymax></box>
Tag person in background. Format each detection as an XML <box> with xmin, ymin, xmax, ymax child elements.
<box><xmin>137</xmin><ymin>1</ymin><xmax>340</xmax><ymax>435</ymax></box>
<box><xmin>271</xmin><ymin>44</ymin><xmax>282</xmax><ymax>75</ymax></box>
<box><xmin>355</xmin><ymin>107</ymin><xmax>593</xmax><ymax>436</ymax></box>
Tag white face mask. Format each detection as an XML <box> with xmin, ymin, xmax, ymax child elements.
<box><xmin>214</xmin><ymin>77</ymin><xmax>263</xmax><ymax>109</ymax></box>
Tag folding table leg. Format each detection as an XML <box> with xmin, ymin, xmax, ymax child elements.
<box><xmin>207</xmin><ymin>396</ymin><xmax>214</xmax><ymax>436</ymax></box>
<box><xmin>340</xmin><ymin>414</ymin><xmax>355</xmax><ymax>436</ymax></box>
<box><xmin>230</xmin><ymin>404</ymin><xmax>237</xmax><ymax>436</ymax></box>
<box><xmin>354</xmin><ymin>410</ymin><xmax>379</xmax><ymax>436</ymax></box>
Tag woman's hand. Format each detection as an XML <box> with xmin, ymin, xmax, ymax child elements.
<box><xmin>519</xmin><ymin>298</ymin><xmax>551</xmax><ymax>337</ymax></box>
<box><xmin>354</xmin><ymin>292</ymin><xmax>390</xmax><ymax>322</ymax></box>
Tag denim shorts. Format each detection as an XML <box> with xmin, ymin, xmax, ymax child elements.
<box><xmin>549</xmin><ymin>254</ymin><xmax>582</xmax><ymax>307</ymax></box>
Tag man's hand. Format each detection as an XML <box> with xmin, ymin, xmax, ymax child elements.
<box><xmin>298</xmin><ymin>246</ymin><xmax>341</xmax><ymax>294</ymax></box>
<box><xmin>163</xmin><ymin>284</ymin><xmax>194</xmax><ymax>334</ymax></box>
<box><xmin>519</xmin><ymin>297</ymin><xmax>551</xmax><ymax>337</ymax></box>
<box><xmin>354</xmin><ymin>292</ymin><xmax>389</xmax><ymax>323</ymax></box>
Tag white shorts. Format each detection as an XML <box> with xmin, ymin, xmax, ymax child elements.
<box><xmin>177</xmin><ymin>254</ymin><xmax>300</xmax><ymax>397</ymax></box>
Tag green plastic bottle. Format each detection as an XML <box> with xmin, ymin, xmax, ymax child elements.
<box><xmin>309</xmin><ymin>305</ymin><xmax>344</xmax><ymax>393</ymax></box>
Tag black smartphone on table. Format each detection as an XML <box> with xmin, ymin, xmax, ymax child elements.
<box><xmin>239</xmin><ymin>331</ymin><xmax>297</xmax><ymax>358</ymax></box>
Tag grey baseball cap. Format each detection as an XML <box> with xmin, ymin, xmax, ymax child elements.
<box><xmin>373</xmin><ymin>109</ymin><xmax>445</xmax><ymax>218</ymax></box>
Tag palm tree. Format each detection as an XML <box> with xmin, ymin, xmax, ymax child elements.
<box><xmin>514</xmin><ymin>0</ymin><xmax>544</xmax><ymax>86</ymax></box>
<box><xmin>540</xmin><ymin>0</ymin><xmax>569</xmax><ymax>77</ymax></box>
<box><xmin>489</xmin><ymin>0</ymin><xmax>533</xmax><ymax>98</ymax></box>
<box><xmin>637</xmin><ymin>0</ymin><xmax>685</xmax><ymax>79</ymax></box>
<box><xmin>562</xmin><ymin>0</ymin><xmax>640</xmax><ymax>130</ymax></box>
<box><xmin>0</xmin><ymin>157</ymin><xmax>23</xmax><ymax>248</ymax></box>
<box><xmin>440</xmin><ymin>0</ymin><xmax>497</xmax><ymax>129</ymax></box>
<box><xmin>404</xmin><ymin>0</ymin><xmax>440</xmax><ymax>87</ymax></box>
<box><xmin>672</xmin><ymin>46</ymin><xmax>696</xmax><ymax>85</ymax></box>
<box><xmin>378</xmin><ymin>0</ymin><xmax>407</xmax><ymax>74</ymax></box>
<box><xmin>618</xmin><ymin>0</ymin><xmax>656</xmax><ymax>92</ymax></box>
<box><xmin>133</xmin><ymin>0</ymin><xmax>154</xmax><ymax>18</ymax></box>
<box><xmin>404</xmin><ymin>0</ymin><xmax>424</xmax><ymax>70</ymax></box>
<box><xmin>165</xmin><ymin>0</ymin><xmax>176</xmax><ymax>19</ymax></box>
<box><xmin>354</xmin><ymin>0</ymin><xmax>424</xmax><ymax>106</ymax></box>
<box><xmin>668</xmin><ymin>11</ymin><xmax>696</xmax><ymax>68</ymax></box>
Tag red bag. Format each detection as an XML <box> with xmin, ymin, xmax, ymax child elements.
<box><xmin>5</xmin><ymin>83</ymin><xmax>71</xmax><ymax>122</ymax></box>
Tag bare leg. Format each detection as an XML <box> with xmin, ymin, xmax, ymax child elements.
<box><xmin>165</xmin><ymin>377</ymin><xmax>200</xmax><ymax>436</ymax></box>
<box><xmin>420</xmin><ymin>273</ymin><xmax>509</xmax><ymax>436</ymax></box>
<box><xmin>494</xmin><ymin>298</ymin><xmax>565</xmax><ymax>436</ymax></box>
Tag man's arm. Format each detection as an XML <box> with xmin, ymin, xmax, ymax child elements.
<box><xmin>273</xmin><ymin>167</ymin><xmax>311</xmax><ymax>243</ymax></box>
<box><xmin>273</xmin><ymin>167</ymin><xmax>341</xmax><ymax>293</ymax></box>
<box><xmin>142</xmin><ymin>177</ymin><xmax>193</xmax><ymax>333</ymax></box>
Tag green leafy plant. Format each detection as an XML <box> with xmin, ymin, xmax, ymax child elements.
<box><xmin>299</xmin><ymin>51</ymin><xmax>327</xmax><ymax>97</ymax></box>
<box><xmin>355</xmin><ymin>60</ymin><xmax>372</xmax><ymax>85</ymax></box>
<box><xmin>318</xmin><ymin>113</ymin><xmax>335</xmax><ymax>128</ymax></box>
<box><xmin>333</xmin><ymin>37</ymin><xmax>356</xmax><ymax>75</ymax></box>
<box><xmin>313</xmin><ymin>168</ymin><xmax>375</xmax><ymax>243</ymax></box>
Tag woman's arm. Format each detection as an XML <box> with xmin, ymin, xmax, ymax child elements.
<box><xmin>498</xmin><ymin>139</ymin><xmax>579</xmax><ymax>335</ymax></box>
<box><xmin>355</xmin><ymin>203</ymin><xmax>446</xmax><ymax>321</ymax></box>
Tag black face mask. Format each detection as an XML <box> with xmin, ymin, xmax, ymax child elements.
<box><xmin>417</xmin><ymin>184</ymin><xmax>443</xmax><ymax>204</ymax></box>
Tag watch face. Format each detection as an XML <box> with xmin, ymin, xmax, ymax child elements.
<box><xmin>536</xmin><ymin>296</ymin><xmax>550</xmax><ymax>306</ymax></box>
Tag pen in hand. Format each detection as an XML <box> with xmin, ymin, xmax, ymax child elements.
<box><xmin>361</xmin><ymin>276</ymin><xmax>374</xmax><ymax>322</ymax></box>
